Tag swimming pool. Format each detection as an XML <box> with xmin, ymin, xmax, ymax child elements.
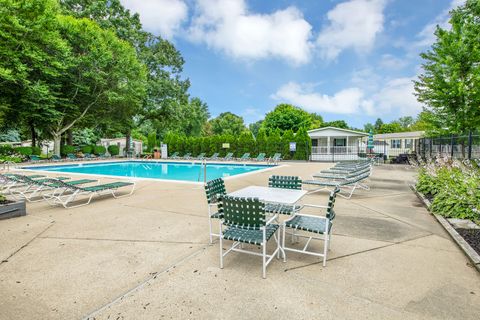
<box><xmin>22</xmin><ymin>161</ymin><xmax>274</xmax><ymax>182</ymax></box>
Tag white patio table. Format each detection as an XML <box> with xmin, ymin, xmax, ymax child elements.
<box><xmin>228</xmin><ymin>186</ymin><xmax>307</xmax><ymax>205</ymax></box>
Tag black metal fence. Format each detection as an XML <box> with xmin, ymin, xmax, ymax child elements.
<box><xmin>416</xmin><ymin>131</ymin><xmax>480</xmax><ymax>160</ymax></box>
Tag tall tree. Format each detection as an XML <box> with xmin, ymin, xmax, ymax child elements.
<box><xmin>322</xmin><ymin>120</ymin><xmax>349</xmax><ymax>129</ymax></box>
<box><xmin>209</xmin><ymin>112</ymin><xmax>246</xmax><ymax>136</ymax></box>
<box><xmin>414</xmin><ymin>0</ymin><xmax>480</xmax><ymax>133</ymax></box>
<box><xmin>262</xmin><ymin>104</ymin><xmax>312</xmax><ymax>132</ymax></box>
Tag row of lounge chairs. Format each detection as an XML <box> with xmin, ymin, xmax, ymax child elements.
<box><xmin>27</xmin><ymin>153</ymin><xmax>111</xmax><ymax>163</ymax></box>
<box><xmin>0</xmin><ymin>173</ymin><xmax>135</xmax><ymax>208</ymax></box>
<box><xmin>168</xmin><ymin>152</ymin><xmax>282</xmax><ymax>163</ymax></box>
<box><xmin>302</xmin><ymin>160</ymin><xmax>372</xmax><ymax>199</ymax></box>
<box><xmin>204</xmin><ymin>175</ymin><xmax>341</xmax><ymax>278</ymax></box>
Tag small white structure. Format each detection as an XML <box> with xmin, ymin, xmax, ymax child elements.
<box><xmin>100</xmin><ymin>138</ymin><xmax>143</xmax><ymax>156</ymax></box>
<box><xmin>308</xmin><ymin>127</ymin><xmax>368</xmax><ymax>161</ymax></box>
<box><xmin>374</xmin><ymin>131</ymin><xmax>424</xmax><ymax>157</ymax></box>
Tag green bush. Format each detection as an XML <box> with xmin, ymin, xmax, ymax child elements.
<box><xmin>416</xmin><ymin>161</ymin><xmax>480</xmax><ymax>221</ymax></box>
<box><xmin>108</xmin><ymin>145</ymin><xmax>120</xmax><ymax>156</ymax></box>
<box><xmin>31</xmin><ymin>146</ymin><xmax>41</xmax><ymax>155</ymax></box>
<box><xmin>81</xmin><ymin>145</ymin><xmax>93</xmax><ymax>154</ymax></box>
<box><xmin>93</xmin><ymin>145</ymin><xmax>106</xmax><ymax>155</ymax></box>
<box><xmin>61</xmin><ymin>145</ymin><xmax>76</xmax><ymax>156</ymax></box>
<box><xmin>0</xmin><ymin>144</ymin><xmax>14</xmax><ymax>155</ymax></box>
<box><xmin>14</xmin><ymin>146</ymin><xmax>33</xmax><ymax>156</ymax></box>
<box><xmin>0</xmin><ymin>155</ymin><xmax>23</xmax><ymax>163</ymax></box>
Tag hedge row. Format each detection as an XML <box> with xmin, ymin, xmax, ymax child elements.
<box><xmin>0</xmin><ymin>145</ymin><xmax>42</xmax><ymax>156</ymax></box>
<box><xmin>163</xmin><ymin>128</ymin><xmax>312</xmax><ymax>160</ymax></box>
<box><xmin>60</xmin><ymin>145</ymin><xmax>109</xmax><ymax>156</ymax></box>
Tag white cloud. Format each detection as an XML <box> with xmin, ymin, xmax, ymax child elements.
<box><xmin>379</xmin><ymin>54</ymin><xmax>409</xmax><ymax>70</ymax></box>
<box><xmin>121</xmin><ymin>0</ymin><xmax>188</xmax><ymax>39</ymax></box>
<box><xmin>372</xmin><ymin>77</ymin><xmax>422</xmax><ymax>116</ymax></box>
<box><xmin>316</xmin><ymin>0</ymin><xmax>386</xmax><ymax>60</ymax></box>
<box><xmin>271</xmin><ymin>82</ymin><xmax>371</xmax><ymax>114</ymax></box>
<box><xmin>187</xmin><ymin>0</ymin><xmax>313</xmax><ymax>64</ymax></box>
<box><xmin>272</xmin><ymin>77</ymin><xmax>422</xmax><ymax>117</ymax></box>
<box><xmin>414</xmin><ymin>0</ymin><xmax>464</xmax><ymax>47</ymax></box>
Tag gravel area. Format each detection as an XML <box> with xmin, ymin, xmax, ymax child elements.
<box><xmin>456</xmin><ymin>228</ymin><xmax>480</xmax><ymax>256</ymax></box>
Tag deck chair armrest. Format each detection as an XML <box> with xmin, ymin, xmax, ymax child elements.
<box><xmin>293</xmin><ymin>212</ymin><xmax>329</xmax><ymax>220</ymax></box>
<box><xmin>301</xmin><ymin>204</ymin><xmax>329</xmax><ymax>209</ymax></box>
<box><xmin>265</xmin><ymin>215</ymin><xmax>278</xmax><ymax>226</ymax></box>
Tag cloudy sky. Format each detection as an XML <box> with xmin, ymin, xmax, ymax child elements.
<box><xmin>120</xmin><ymin>0</ymin><xmax>463</xmax><ymax>128</ymax></box>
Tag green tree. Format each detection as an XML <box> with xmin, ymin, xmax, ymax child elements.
<box><xmin>209</xmin><ymin>112</ymin><xmax>246</xmax><ymax>136</ymax></box>
<box><xmin>322</xmin><ymin>120</ymin><xmax>349</xmax><ymax>129</ymax></box>
<box><xmin>248</xmin><ymin>120</ymin><xmax>263</xmax><ymax>137</ymax></box>
<box><xmin>414</xmin><ymin>0</ymin><xmax>480</xmax><ymax>133</ymax></box>
<box><xmin>237</xmin><ymin>131</ymin><xmax>255</xmax><ymax>156</ymax></box>
<box><xmin>147</xmin><ymin>131</ymin><xmax>157</xmax><ymax>152</ymax></box>
<box><xmin>256</xmin><ymin>128</ymin><xmax>268</xmax><ymax>154</ymax></box>
<box><xmin>281</xmin><ymin>129</ymin><xmax>295</xmax><ymax>160</ymax></box>
<box><xmin>378</xmin><ymin>122</ymin><xmax>404</xmax><ymax>134</ymax></box>
<box><xmin>262</xmin><ymin>104</ymin><xmax>312</xmax><ymax>132</ymax></box>
<box><xmin>364</xmin><ymin>123</ymin><xmax>375</xmax><ymax>133</ymax></box>
<box><xmin>293</xmin><ymin>127</ymin><xmax>311</xmax><ymax>160</ymax></box>
<box><xmin>266</xmin><ymin>129</ymin><xmax>282</xmax><ymax>156</ymax></box>
<box><xmin>374</xmin><ymin>118</ymin><xmax>384</xmax><ymax>132</ymax></box>
<box><xmin>310</xmin><ymin>113</ymin><xmax>324</xmax><ymax>129</ymax></box>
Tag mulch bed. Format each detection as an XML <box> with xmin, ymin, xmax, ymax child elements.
<box><xmin>456</xmin><ymin>228</ymin><xmax>480</xmax><ymax>256</ymax></box>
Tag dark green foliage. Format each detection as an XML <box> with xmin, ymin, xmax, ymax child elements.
<box><xmin>81</xmin><ymin>145</ymin><xmax>93</xmax><ymax>154</ymax></box>
<box><xmin>262</xmin><ymin>104</ymin><xmax>312</xmax><ymax>132</ymax></box>
<box><xmin>61</xmin><ymin>145</ymin><xmax>76</xmax><ymax>156</ymax></box>
<box><xmin>237</xmin><ymin>131</ymin><xmax>255</xmax><ymax>157</ymax></box>
<box><xmin>15</xmin><ymin>146</ymin><xmax>33</xmax><ymax>156</ymax></box>
<box><xmin>293</xmin><ymin>127</ymin><xmax>311</xmax><ymax>160</ymax></box>
<box><xmin>93</xmin><ymin>145</ymin><xmax>106</xmax><ymax>155</ymax></box>
<box><xmin>108</xmin><ymin>145</ymin><xmax>119</xmax><ymax>156</ymax></box>
<box><xmin>282</xmin><ymin>129</ymin><xmax>295</xmax><ymax>160</ymax></box>
<box><xmin>256</xmin><ymin>129</ymin><xmax>267</xmax><ymax>155</ymax></box>
<box><xmin>266</xmin><ymin>129</ymin><xmax>282</xmax><ymax>156</ymax></box>
<box><xmin>0</xmin><ymin>144</ymin><xmax>14</xmax><ymax>155</ymax></box>
<box><xmin>147</xmin><ymin>131</ymin><xmax>157</xmax><ymax>152</ymax></box>
<box><xmin>209</xmin><ymin>112</ymin><xmax>246</xmax><ymax>136</ymax></box>
<box><xmin>31</xmin><ymin>146</ymin><xmax>41</xmax><ymax>155</ymax></box>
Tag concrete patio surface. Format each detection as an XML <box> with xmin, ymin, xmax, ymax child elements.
<box><xmin>1</xmin><ymin>162</ymin><xmax>479</xmax><ymax>320</ymax></box>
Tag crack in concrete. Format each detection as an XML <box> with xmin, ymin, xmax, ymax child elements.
<box><xmin>37</xmin><ymin>235</ymin><xmax>208</xmax><ymax>245</ymax></box>
<box><xmin>0</xmin><ymin>222</ymin><xmax>55</xmax><ymax>267</ymax></box>
<box><xmin>284</xmin><ymin>233</ymin><xmax>434</xmax><ymax>272</ymax></box>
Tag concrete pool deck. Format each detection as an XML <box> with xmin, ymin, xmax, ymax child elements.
<box><xmin>0</xmin><ymin>162</ymin><xmax>479</xmax><ymax>319</ymax></box>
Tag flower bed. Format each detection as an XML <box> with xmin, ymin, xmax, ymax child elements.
<box><xmin>415</xmin><ymin>157</ymin><xmax>480</xmax><ymax>257</ymax></box>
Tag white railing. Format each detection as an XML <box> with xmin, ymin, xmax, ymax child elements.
<box><xmin>311</xmin><ymin>146</ymin><xmax>359</xmax><ymax>155</ymax></box>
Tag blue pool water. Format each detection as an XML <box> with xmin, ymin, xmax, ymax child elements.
<box><xmin>23</xmin><ymin>161</ymin><xmax>273</xmax><ymax>182</ymax></box>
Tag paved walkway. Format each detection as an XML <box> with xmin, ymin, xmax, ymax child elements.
<box><xmin>0</xmin><ymin>162</ymin><xmax>479</xmax><ymax>320</ymax></box>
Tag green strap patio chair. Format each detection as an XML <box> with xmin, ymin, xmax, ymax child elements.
<box><xmin>282</xmin><ymin>187</ymin><xmax>340</xmax><ymax>267</ymax></box>
<box><xmin>29</xmin><ymin>155</ymin><xmax>43</xmax><ymax>162</ymax></box>
<box><xmin>204</xmin><ymin>178</ymin><xmax>226</xmax><ymax>244</ymax></box>
<box><xmin>66</xmin><ymin>153</ymin><xmax>79</xmax><ymax>161</ymax></box>
<box><xmin>266</xmin><ymin>175</ymin><xmax>303</xmax><ymax>216</ymax></box>
<box><xmin>219</xmin><ymin>195</ymin><xmax>281</xmax><ymax>279</ymax></box>
<box><xmin>208</xmin><ymin>153</ymin><xmax>219</xmax><ymax>161</ymax></box>
<box><xmin>237</xmin><ymin>153</ymin><xmax>250</xmax><ymax>161</ymax></box>
<box><xmin>42</xmin><ymin>179</ymin><xmax>135</xmax><ymax>208</ymax></box>
<box><xmin>222</xmin><ymin>152</ymin><xmax>233</xmax><ymax>161</ymax></box>
<box><xmin>169</xmin><ymin>152</ymin><xmax>179</xmax><ymax>159</ymax></box>
<box><xmin>254</xmin><ymin>153</ymin><xmax>266</xmax><ymax>161</ymax></box>
<box><xmin>1</xmin><ymin>173</ymin><xmax>54</xmax><ymax>193</ymax></box>
<box><xmin>195</xmin><ymin>153</ymin><xmax>206</xmax><ymax>160</ymax></box>
<box><xmin>182</xmin><ymin>153</ymin><xmax>192</xmax><ymax>160</ymax></box>
<box><xmin>314</xmin><ymin>166</ymin><xmax>371</xmax><ymax>180</ymax></box>
<box><xmin>268</xmin><ymin>153</ymin><xmax>282</xmax><ymax>165</ymax></box>
<box><xmin>50</xmin><ymin>154</ymin><xmax>62</xmax><ymax>162</ymax></box>
<box><xmin>302</xmin><ymin>172</ymin><xmax>370</xmax><ymax>199</ymax></box>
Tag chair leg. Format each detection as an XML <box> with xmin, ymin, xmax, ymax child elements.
<box><xmin>219</xmin><ymin>233</ymin><xmax>224</xmax><ymax>269</ymax></box>
<box><xmin>282</xmin><ymin>225</ymin><xmax>287</xmax><ymax>262</ymax></box>
<box><xmin>262</xmin><ymin>229</ymin><xmax>266</xmax><ymax>279</ymax></box>
<box><xmin>208</xmin><ymin>206</ymin><xmax>213</xmax><ymax>244</ymax></box>
<box><xmin>323</xmin><ymin>233</ymin><xmax>328</xmax><ymax>267</ymax></box>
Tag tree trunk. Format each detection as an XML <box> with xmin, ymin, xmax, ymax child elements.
<box><xmin>30</xmin><ymin>122</ymin><xmax>36</xmax><ymax>147</ymax></box>
<box><xmin>67</xmin><ymin>129</ymin><xmax>73</xmax><ymax>145</ymax></box>
<box><xmin>53</xmin><ymin>134</ymin><xmax>61</xmax><ymax>157</ymax></box>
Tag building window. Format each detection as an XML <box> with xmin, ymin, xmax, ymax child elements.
<box><xmin>311</xmin><ymin>139</ymin><xmax>318</xmax><ymax>147</ymax></box>
<box><xmin>405</xmin><ymin>139</ymin><xmax>413</xmax><ymax>149</ymax></box>
<box><xmin>391</xmin><ymin>139</ymin><xmax>401</xmax><ymax>149</ymax></box>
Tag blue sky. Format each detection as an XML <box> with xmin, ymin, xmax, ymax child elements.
<box><xmin>120</xmin><ymin>0</ymin><xmax>463</xmax><ymax>128</ymax></box>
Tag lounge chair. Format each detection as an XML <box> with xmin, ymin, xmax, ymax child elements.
<box><xmin>84</xmin><ymin>153</ymin><xmax>97</xmax><ymax>160</ymax></box>
<box><xmin>66</xmin><ymin>153</ymin><xmax>78</xmax><ymax>161</ymax></box>
<box><xmin>51</xmin><ymin>155</ymin><xmax>62</xmax><ymax>162</ymax></box>
<box><xmin>169</xmin><ymin>152</ymin><xmax>179</xmax><ymax>159</ymax></box>
<box><xmin>195</xmin><ymin>153</ymin><xmax>206</xmax><ymax>160</ymax></box>
<box><xmin>302</xmin><ymin>172</ymin><xmax>370</xmax><ymax>199</ymax></box>
<box><xmin>314</xmin><ymin>166</ymin><xmax>371</xmax><ymax>180</ymax></box>
<box><xmin>221</xmin><ymin>152</ymin><xmax>233</xmax><ymax>161</ymax></box>
<box><xmin>29</xmin><ymin>155</ymin><xmax>43</xmax><ymax>162</ymax></box>
<box><xmin>208</xmin><ymin>153</ymin><xmax>219</xmax><ymax>161</ymax></box>
<box><xmin>204</xmin><ymin>178</ymin><xmax>226</xmax><ymax>244</ymax></box>
<box><xmin>11</xmin><ymin>176</ymin><xmax>97</xmax><ymax>202</ymax></box>
<box><xmin>237</xmin><ymin>153</ymin><xmax>250</xmax><ymax>161</ymax></box>
<box><xmin>0</xmin><ymin>174</ymin><xmax>50</xmax><ymax>192</ymax></box>
<box><xmin>182</xmin><ymin>153</ymin><xmax>192</xmax><ymax>160</ymax></box>
<box><xmin>253</xmin><ymin>153</ymin><xmax>266</xmax><ymax>162</ymax></box>
<box><xmin>219</xmin><ymin>195</ymin><xmax>281</xmax><ymax>279</ymax></box>
<box><xmin>282</xmin><ymin>187</ymin><xmax>340</xmax><ymax>267</ymax></box>
<box><xmin>265</xmin><ymin>175</ymin><xmax>303</xmax><ymax>215</ymax></box>
<box><xmin>268</xmin><ymin>153</ymin><xmax>282</xmax><ymax>165</ymax></box>
<box><xmin>42</xmin><ymin>180</ymin><xmax>136</xmax><ymax>208</ymax></box>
